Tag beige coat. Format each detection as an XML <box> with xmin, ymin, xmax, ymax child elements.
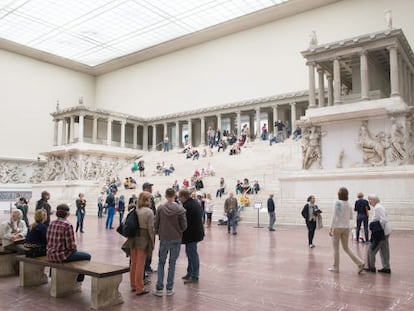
<box><xmin>124</xmin><ymin>206</ymin><xmax>155</xmax><ymax>255</ymax></box>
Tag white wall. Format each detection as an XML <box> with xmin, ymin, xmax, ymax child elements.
<box><xmin>2</xmin><ymin>0</ymin><xmax>414</xmax><ymax>158</ymax></box>
<box><xmin>95</xmin><ymin>0</ymin><xmax>414</xmax><ymax>118</ymax></box>
<box><xmin>0</xmin><ymin>50</ymin><xmax>95</xmax><ymax>158</ymax></box>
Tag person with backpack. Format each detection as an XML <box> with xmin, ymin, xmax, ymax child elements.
<box><xmin>124</xmin><ymin>191</ymin><xmax>155</xmax><ymax>295</ymax></box>
<box><xmin>153</xmin><ymin>188</ymin><xmax>187</xmax><ymax>297</ymax></box>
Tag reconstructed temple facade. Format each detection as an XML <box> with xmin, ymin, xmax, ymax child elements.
<box><xmin>279</xmin><ymin>28</ymin><xmax>414</xmax><ymax>229</ymax></box>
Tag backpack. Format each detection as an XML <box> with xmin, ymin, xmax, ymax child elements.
<box><xmin>117</xmin><ymin>207</ymin><xmax>140</xmax><ymax>238</ymax></box>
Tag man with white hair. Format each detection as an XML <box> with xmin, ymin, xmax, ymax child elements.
<box><xmin>365</xmin><ymin>194</ymin><xmax>391</xmax><ymax>273</ymax></box>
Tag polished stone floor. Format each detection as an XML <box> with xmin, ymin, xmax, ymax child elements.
<box><xmin>1</xmin><ymin>213</ymin><xmax>414</xmax><ymax>311</ymax></box>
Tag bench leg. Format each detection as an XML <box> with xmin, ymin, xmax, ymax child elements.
<box><xmin>19</xmin><ymin>262</ymin><xmax>48</xmax><ymax>286</ymax></box>
<box><xmin>50</xmin><ymin>268</ymin><xmax>80</xmax><ymax>297</ymax></box>
<box><xmin>0</xmin><ymin>254</ymin><xmax>16</xmax><ymax>277</ymax></box>
<box><xmin>90</xmin><ymin>274</ymin><xmax>123</xmax><ymax>310</ymax></box>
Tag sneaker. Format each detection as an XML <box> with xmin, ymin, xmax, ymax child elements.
<box><xmin>153</xmin><ymin>289</ymin><xmax>163</xmax><ymax>297</ymax></box>
<box><xmin>166</xmin><ymin>289</ymin><xmax>175</xmax><ymax>296</ymax></box>
<box><xmin>184</xmin><ymin>278</ymin><xmax>199</xmax><ymax>284</ymax></box>
<box><xmin>309</xmin><ymin>244</ymin><xmax>315</xmax><ymax>248</ymax></box>
<box><xmin>378</xmin><ymin>268</ymin><xmax>391</xmax><ymax>274</ymax></box>
<box><xmin>328</xmin><ymin>267</ymin><xmax>339</xmax><ymax>273</ymax></box>
<box><xmin>363</xmin><ymin>267</ymin><xmax>376</xmax><ymax>273</ymax></box>
<box><xmin>181</xmin><ymin>275</ymin><xmax>190</xmax><ymax>280</ymax></box>
<box><xmin>232</xmin><ymin>232</ymin><xmax>237</xmax><ymax>235</ymax></box>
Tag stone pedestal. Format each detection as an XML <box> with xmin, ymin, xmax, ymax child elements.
<box><xmin>19</xmin><ymin>261</ymin><xmax>48</xmax><ymax>286</ymax></box>
<box><xmin>50</xmin><ymin>268</ymin><xmax>79</xmax><ymax>297</ymax></box>
<box><xmin>0</xmin><ymin>251</ymin><xmax>15</xmax><ymax>276</ymax></box>
<box><xmin>91</xmin><ymin>274</ymin><xmax>123</xmax><ymax>310</ymax></box>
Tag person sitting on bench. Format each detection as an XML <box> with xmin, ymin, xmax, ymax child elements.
<box><xmin>47</xmin><ymin>204</ymin><xmax>91</xmax><ymax>282</ymax></box>
<box><xmin>2</xmin><ymin>208</ymin><xmax>27</xmax><ymax>255</ymax></box>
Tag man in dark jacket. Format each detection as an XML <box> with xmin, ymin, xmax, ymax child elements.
<box><xmin>267</xmin><ymin>194</ymin><xmax>276</xmax><ymax>231</ymax></box>
<box><xmin>36</xmin><ymin>190</ymin><xmax>52</xmax><ymax>226</ymax></box>
<box><xmin>179</xmin><ymin>189</ymin><xmax>204</xmax><ymax>284</ymax></box>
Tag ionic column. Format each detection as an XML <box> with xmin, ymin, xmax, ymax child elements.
<box><xmin>143</xmin><ymin>125</ymin><xmax>148</xmax><ymax>151</ymax></box>
<box><xmin>308</xmin><ymin>62</ymin><xmax>316</xmax><ymax>108</ymax></box>
<box><xmin>389</xmin><ymin>46</ymin><xmax>400</xmax><ymax>96</ymax></box>
<box><xmin>333</xmin><ymin>58</ymin><xmax>342</xmax><ymax>105</ymax></box>
<box><xmin>317</xmin><ymin>67</ymin><xmax>325</xmax><ymax>107</ymax></box>
<box><xmin>120</xmin><ymin>120</ymin><xmax>126</xmax><ymax>148</ymax></box>
<box><xmin>327</xmin><ymin>73</ymin><xmax>334</xmax><ymax>106</ymax></box>
<box><xmin>360</xmin><ymin>51</ymin><xmax>369</xmax><ymax>100</ymax></box>
<box><xmin>290</xmin><ymin>102</ymin><xmax>297</xmax><ymax>132</ymax></box>
<box><xmin>175</xmin><ymin>121</ymin><xmax>180</xmax><ymax>149</ymax></box>
<box><xmin>200</xmin><ymin>117</ymin><xmax>205</xmax><ymax>146</ymax></box>
<box><xmin>217</xmin><ymin>114</ymin><xmax>222</xmax><ymax>130</ymax></box>
<box><xmin>92</xmin><ymin>116</ymin><xmax>98</xmax><ymax>143</ymax></box>
<box><xmin>78</xmin><ymin>114</ymin><xmax>84</xmax><ymax>143</ymax></box>
<box><xmin>187</xmin><ymin>119</ymin><xmax>192</xmax><ymax>146</ymax></box>
<box><xmin>53</xmin><ymin>119</ymin><xmax>59</xmax><ymax>146</ymax></box>
<box><xmin>107</xmin><ymin>118</ymin><xmax>112</xmax><ymax>146</ymax></box>
<box><xmin>236</xmin><ymin>111</ymin><xmax>241</xmax><ymax>136</ymax></box>
<box><xmin>255</xmin><ymin>108</ymin><xmax>261</xmax><ymax>139</ymax></box>
<box><xmin>69</xmin><ymin>116</ymin><xmax>75</xmax><ymax>143</ymax></box>
<box><xmin>152</xmin><ymin>124</ymin><xmax>157</xmax><ymax>151</ymax></box>
<box><xmin>133</xmin><ymin>124</ymin><xmax>137</xmax><ymax>149</ymax></box>
<box><xmin>62</xmin><ymin>119</ymin><xmax>67</xmax><ymax>145</ymax></box>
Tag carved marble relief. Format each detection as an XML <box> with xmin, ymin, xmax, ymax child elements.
<box><xmin>389</xmin><ymin>117</ymin><xmax>408</xmax><ymax>164</ymax></box>
<box><xmin>302</xmin><ymin>126</ymin><xmax>322</xmax><ymax>169</ymax></box>
<box><xmin>357</xmin><ymin>121</ymin><xmax>388</xmax><ymax>166</ymax></box>
<box><xmin>0</xmin><ymin>154</ymin><xmax>131</xmax><ymax>184</ymax></box>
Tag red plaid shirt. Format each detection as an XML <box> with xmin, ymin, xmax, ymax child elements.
<box><xmin>46</xmin><ymin>218</ymin><xmax>76</xmax><ymax>262</ymax></box>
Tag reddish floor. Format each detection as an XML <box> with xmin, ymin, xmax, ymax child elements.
<box><xmin>1</xmin><ymin>214</ymin><xmax>414</xmax><ymax>311</ymax></box>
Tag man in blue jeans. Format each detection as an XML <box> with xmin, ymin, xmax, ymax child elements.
<box><xmin>153</xmin><ymin>188</ymin><xmax>187</xmax><ymax>297</ymax></box>
<box><xmin>47</xmin><ymin>204</ymin><xmax>91</xmax><ymax>282</ymax></box>
<box><xmin>179</xmin><ymin>189</ymin><xmax>204</xmax><ymax>284</ymax></box>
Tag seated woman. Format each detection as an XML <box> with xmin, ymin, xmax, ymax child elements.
<box><xmin>2</xmin><ymin>208</ymin><xmax>27</xmax><ymax>255</ymax></box>
<box><xmin>24</xmin><ymin>209</ymin><xmax>48</xmax><ymax>257</ymax></box>
<box><xmin>47</xmin><ymin>204</ymin><xmax>91</xmax><ymax>282</ymax></box>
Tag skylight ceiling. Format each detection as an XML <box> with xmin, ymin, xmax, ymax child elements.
<box><xmin>0</xmin><ymin>0</ymin><xmax>289</xmax><ymax>66</ymax></box>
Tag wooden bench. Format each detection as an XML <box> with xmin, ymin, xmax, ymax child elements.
<box><xmin>0</xmin><ymin>247</ymin><xmax>17</xmax><ymax>276</ymax></box>
<box><xmin>17</xmin><ymin>256</ymin><xmax>130</xmax><ymax>310</ymax></box>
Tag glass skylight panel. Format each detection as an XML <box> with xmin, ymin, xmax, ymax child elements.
<box><xmin>33</xmin><ymin>32</ymin><xmax>97</xmax><ymax>59</ymax></box>
<box><xmin>0</xmin><ymin>0</ymin><xmax>291</xmax><ymax>66</ymax></box>
<box><xmin>0</xmin><ymin>13</ymin><xmax>52</xmax><ymax>44</ymax></box>
<box><xmin>73</xmin><ymin>47</ymin><xmax>124</xmax><ymax>66</ymax></box>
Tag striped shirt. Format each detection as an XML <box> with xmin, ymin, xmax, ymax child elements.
<box><xmin>46</xmin><ymin>218</ymin><xmax>76</xmax><ymax>262</ymax></box>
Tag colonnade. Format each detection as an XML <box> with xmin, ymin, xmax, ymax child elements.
<box><xmin>52</xmin><ymin>100</ymin><xmax>304</xmax><ymax>151</ymax></box>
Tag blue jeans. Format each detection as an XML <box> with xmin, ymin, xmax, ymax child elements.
<box><xmin>97</xmin><ymin>203</ymin><xmax>103</xmax><ymax>217</ymax></box>
<box><xmin>75</xmin><ymin>210</ymin><xmax>85</xmax><ymax>232</ymax></box>
<box><xmin>65</xmin><ymin>250</ymin><xmax>91</xmax><ymax>282</ymax></box>
<box><xmin>227</xmin><ymin>211</ymin><xmax>237</xmax><ymax>234</ymax></box>
<box><xmin>156</xmin><ymin>240</ymin><xmax>181</xmax><ymax>290</ymax></box>
<box><xmin>268</xmin><ymin>211</ymin><xmax>276</xmax><ymax>229</ymax></box>
<box><xmin>356</xmin><ymin>215</ymin><xmax>369</xmax><ymax>242</ymax></box>
<box><xmin>106</xmin><ymin>206</ymin><xmax>115</xmax><ymax>229</ymax></box>
<box><xmin>185</xmin><ymin>242</ymin><xmax>199</xmax><ymax>280</ymax></box>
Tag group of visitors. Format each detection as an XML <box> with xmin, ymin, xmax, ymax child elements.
<box><xmin>301</xmin><ymin>188</ymin><xmax>391</xmax><ymax>274</ymax></box>
<box><xmin>1</xmin><ymin>191</ymin><xmax>91</xmax><ymax>282</ymax></box>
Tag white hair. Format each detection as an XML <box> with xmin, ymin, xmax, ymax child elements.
<box><xmin>11</xmin><ymin>208</ymin><xmax>23</xmax><ymax>219</ymax></box>
<box><xmin>368</xmin><ymin>194</ymin><xmax>380</xmax><ymax>203</ymax></box>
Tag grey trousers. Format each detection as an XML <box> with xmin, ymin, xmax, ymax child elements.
<box><xmin>367</xmin><ymin>235</ymin><xmax>390</xmax><ymax>269</ymax></box>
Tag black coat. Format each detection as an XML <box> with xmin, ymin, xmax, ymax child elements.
<box><xmin>181</xmin><ymin>198</ymin><xmax>204</xmax><ymax>244</ymax></box>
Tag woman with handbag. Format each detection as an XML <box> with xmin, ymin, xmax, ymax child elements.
<box><xmin>301</xmin><ymin>195</ymin><xmax>321</xmax><ymax>248</ymax></box>
<box><xmin>24</xmin><ymin>209</ymin><xmax>47</xmax><ymax>257</ymax></box>
<box><xmin>124</xmin><ymin>191</ymin><xmax>155</xmax><ymax>295</ymax></box>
